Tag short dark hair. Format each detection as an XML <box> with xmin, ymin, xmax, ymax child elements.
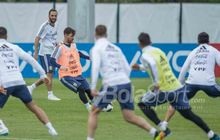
<box><xmin>198</xmin><ymin>32</ymin><xmax>209</xmax><ymax>44</ymax></box>
<box><xmin>49</xmin><ymin>8</ymin><xmax>57</xmax><ymax>15</ymax></box>
<box><xmin>64</xmin><ymin>27</ymin><xmax>75</xmax><ymax>36</ymax></box>
<box><xmin>138</xmin><ymin>32</ymin><xmax>151</xmax><ymax>46</ymax></box>
<box><xmin>0</xmin><ymin>26</ymin><xmax>7</xmax><ymax>38</ymax></box>
<box><xmin>95</xmin><ymin>25</ymin><xmax>107</xmax><ymax>37</ymax></box>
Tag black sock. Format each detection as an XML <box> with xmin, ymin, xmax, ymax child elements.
<box><xmin>138</xmin><ymin>102</ymin><xmax>161</xmax><ymax>125</ymax></box>
<box><xmin>85</xmin><ymin>89</ymin><xmax>94</xmax><ymax>101</ymax></box>
<box><xmin>178</xmin><ymin>109</ymin><xmax>210</xmax><ymax>133</ymax></box>
<box><xmin>77</xmin><ymin>86</ymin><xmax>89</xmax><ymax>104</ymax></box>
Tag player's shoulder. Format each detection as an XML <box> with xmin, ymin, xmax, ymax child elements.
<box><xmin>39</xmin><ymin>21</ymin><xmax>49</xmax><ymax>30</ymax></box>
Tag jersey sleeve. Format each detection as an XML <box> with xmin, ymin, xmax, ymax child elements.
<box><xmin>178</xmin><ymin>51</ymin><xmax>193</xmax><ymax>84</ymax></box>
<box><xmin>214</xmin><ymin>49</ymin><xmax>220</xmax><ymax>67</ymax></box>
<box><xmin>36</xmin><ymin>23</ymin><xmax>47</xmax><ymax>39</ymax></box>
<box><xmin>90</xmin><ymin>46</ymin><xmax>101</xmax><ymax>90</ymax></box>
<box><xmin>14</xmin><ymin>45</ymin><xmax>46</xmax><ymax>79</ymax></box>
<box><xmin>120</xmin><ymin>49</ymin><xmax>131</xmax><ymax>77</ymax></box>
<box><xmin>141</xmin><ymin>53</ymin><xmax>159</xmax><ymax>84</ymax></box>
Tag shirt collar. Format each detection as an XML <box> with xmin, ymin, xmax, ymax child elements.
<box><xmin>95</xmin><ymin>37</ymin><xmax>107</xmax><ymax>43</ymax></box>
<box><xmin>142</xmin><ymin>45</ymin><xmax>152</xmax><ymax>52</ymax></box>
<box><xmin>0</xmin><ymin>39</ymin><xmax>7</xmax><ymax>42</ymax></box>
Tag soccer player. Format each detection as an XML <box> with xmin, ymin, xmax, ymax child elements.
<box><xmin>0</xmin><ymin>26</ymin><xmax>57</xmax><ymax>136</ymax></box>
<box><xmin>50</xmin><ymin>27</ymin><xmax>94</xmax><ymax>111</ymax></box>
<box><xmin>132</xmin><ymin>32</ymin><xmax>220</xmax><ymax>140</ymax></box>
<box><xmin>87</xmin><ymin>25</ymin><xmax>163</xmax><ymax>140</ymax></box>
<box><xmin>28</xmin><ymin>9</ymin><xmax>60</xmax><ymax>101</ymax></box>
<box><xmin>162</xmin><ymin>32</ymin><xmax>220</xmax><ymax>140</ymax></box>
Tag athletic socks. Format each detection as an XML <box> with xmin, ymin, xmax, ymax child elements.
<box><xmin>87</xmin><ymin>137</ymin><xmax>94</xmax><ymax>140</ymax></box>
<box><xmin>208</xmin><ymin>130</ymin><xmax>215</xmax><ymax>139</ymax></box>
<box><xmin>158</xmin><ymin>121</ymin><xmax>168</xmax><ymax>131</ymax></box>
<box><xmin>149</xmin><ymin>128</ymin><xmax>157</xmax><ymax>137</ymax></box>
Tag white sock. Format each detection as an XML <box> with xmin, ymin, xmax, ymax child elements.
<box><xmin>158</xmin><ymin>121</ymin><xmax>168</xmax><ymax>131</ymax></box>
<box><xmin>85</xmin><ymin>103</ymin><xmax>91</xmax><ymax>109</ymax></box>
<box><xmin>48</xmin><ymin>91</ymin><xmax>53</xmax><ymax>95</ymax></box>
<box><xmin>149</xmin><ymin>128</ymin><xmax>157</xmax><ymax>137</ymax></box>
<box><xmin>87</xmin><ymin>137</ymin><xmax>94</xmax><ymax>140</ymax></box>
<box><xmin>45</xmin><ymin>122</ymin><xmax>54</xmax><ymax>130</ymax></box>
<box><xmin>31</xmin><ymin>83</ymin><xmax>36</xmax><ymax>89</ymax></box>
<box><xmin>208</xmin><ymin>130</ymin><xmax>215</xmax><ymax>138</ymax></box>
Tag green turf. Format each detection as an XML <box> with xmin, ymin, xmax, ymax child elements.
<box><xmin>0</xmin><ymin>78</ymin><xmax>219</xmax><ymax>140</ymax></box>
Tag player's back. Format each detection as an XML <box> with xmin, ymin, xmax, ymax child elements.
<box><xmin>142</xmin><ymin>46</ymin><xmax>181</xmax><ymax>91</ymax></box>
<box><xmin>92</xmin><ymin>38</ymin><xmax>130</xmax><ymax>87</ymax></box>
<box><xmin>187</xmin><ymin>44</ymin><xmax>219</xmax><ymax>85</ymax></box>
<box><xmin>0</xmin><ymin>39</ymin><xmax>25</xmax><ymax>87</ymax></box>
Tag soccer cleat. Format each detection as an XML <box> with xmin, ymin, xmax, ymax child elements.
<box><xmin>102</xmin><ymin>104</ymin><xmax>113</xmax><ymax>112</ymax></box>
<box><xmin>210</xmin><ymin>134</ymin><xmax>220</xmax><ymax>140</ymax></box>
<box><xmin>154</xmin><ymin>131</ymin><xmax>165</xmax><ymax>140</ymax></box>
<box><xmin>48</xmin><ymin>94</ymin><xmax>61</xmax><ymax>101</ymax></box>
<box><xmin>163</xmin><ymin>128</ymin><xmax>171</xmax><ymax>137</ymax></box>
<box><xmin>0</xmin><ymin>120</ymin><xmax>9</xmax><ymax>136</ymax></box>
<box><xmin>48</xmin><ymin>128</ymin><xmax>58</xmax><ymax>136</ymax></box>
<box><xmin>27</xmin><ymin>85</ymin><xmax>34</xmax><ymax>95</ymax></box>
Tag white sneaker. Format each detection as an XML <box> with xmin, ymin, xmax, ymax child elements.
<box><xmin>27</xmin><ymin>85</ymin><xmax>34</xmax><ymax>95</ymax></box>
<box><xmin>48</xmin><ymin>94</ymin><xmax>61</xmax><ymax>101</ymax></box>
<box><xmin>0</xmin><ymin>120</ymin><xmax>9</xmax><ymax>136</ymax></box>
<box><xmin>48</xmin><ymin>128</ymin><xmax>58</xmax><ymax>136</ymax></box>
<box><xmin>102</xmin><ymin>104</ymin><xmax>113</xmax><ymax>112</ymax></box>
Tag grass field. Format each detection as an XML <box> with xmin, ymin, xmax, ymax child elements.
<box><xmin>0</xmin><ymin>78</ymin><xmax>219</xmax><ymax>140</ymax></box>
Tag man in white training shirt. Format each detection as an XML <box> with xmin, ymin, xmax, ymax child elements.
<box><xmin>163</xmin><ymin>32</ymin><xmax>220</xmax><ymax>140</ymax></box>
<box><xmin>87</xmin><ymin>25</ymin><xmax>164</xmax><ymax>140</ymax></box>
<box><xmin>28</xmin><ymin>9</ymin><xmax>60</xmax><ymax>101</ymax></box>
<box><xmin>0</xmin><ymin>26</ymin><xmax>58</xmax><ymax>136</ymax></box>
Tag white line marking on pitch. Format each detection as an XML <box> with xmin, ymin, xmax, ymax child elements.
<box><xmin>0</xmin><ymin>137</ymin><xmax>48</xmax><ymax>140</ymax></box>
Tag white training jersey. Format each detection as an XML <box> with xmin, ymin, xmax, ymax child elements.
<box><xmin>0</xmin><ymin>39</ymin><xmax>47</xmax><ymax>88</ymax></box>
<box><xmin>90</xmin><ymin>38</ymin><xmax>131</xmax><ymax>90</ymax></box>
<box><xmin>178</xmin><ymin>44</ymin><xmax>220</xmax><ymax>86</ymax></box>
<box><xmin>36</xmin><ymin>21</ymin><xmax>58</xmax><ymax>56</ymax></box>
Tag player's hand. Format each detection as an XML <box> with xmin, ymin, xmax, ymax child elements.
<box><xmin>43</xmin><ymin>77</ymin><xmax>50</xmax><ymax>85</ymax></box>
<box><xmin>91</xmin><ymin>89</ymin><xmax>98</xmax><ymax>97</ymax></box>
<box><xmin>34</xmin><ymin>53</ymin><xmax>38</xmax><ymax>61</ymax></box>
<box><xmin>60</xmin><ymin>66</ymin><xmax>68</xmax><ymax>71</ymax></box>
<box><xmin>132</xmin><ymin>64</ymin><xmax>140</xmax><ymax>70</ymax></box>
<box><xmin>0</xmin><ymin>86</ymin><xmax>7</xmax><ymax>95</ymax></box>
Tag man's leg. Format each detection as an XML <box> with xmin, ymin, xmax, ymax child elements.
<box><xmin>172</xmin><ymin>86</ymin><xmax>219</xmax><ymax>140</ymax></box>
<box><xmin>25</xmin><ymin>101</ymin><xmax>58</xmax><ymax>136</ymax></box>
<box><xmin>121</xmin><ymin>109</ymin><xmax>159</xmax><ymax>138</ymax></box>
<box><xmin>177</xmin><ymin>108</ymin><xmax>219</xmax><ymax>139</ymax></box>
<box><xmin>60</xmin><ymin>77</ymin><xmax>91</xmax><ymax>111</ymax></box>
<box><xmin>138</xmin><ymin>102</ymin><xmax>161</xmax><ymax>125</ymax></box>
<box><xmin>0</xmin><ymin>94</ymin><xmax>9</xmax><ymax>136</ymax></box>
<box><xmin>87</xmin><ymin>107</ymin><xmax>102</xmax><ymax>140</ymax></box>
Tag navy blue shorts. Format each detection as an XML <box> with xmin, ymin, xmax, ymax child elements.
<box><xmin>139</xmin><ymin>86</ymin><xmax>190</xmax><ymax>110</ymax></box>
<box><xmin>0</xmin><ymin>85</ymin><xmax>32</xmax><ymax>108</ymax></box>
<box><xmin>186</xmin><ymin>83</ymin><xmax>220</xmax><ymax>99</ymax></box>
<box><xmin>94</xmin><ymin>83</ymin><xmax>134</xmax><ymax>110</ymax></box>
<box><xmin>60</xmin><ymin>75</ymin><xmax>90</xmax><ymax>93</ymax></box>
<box><xmin>39</xmin><ymin>54</ymin><xmax>55</xmax><ymax>74</ymax></box>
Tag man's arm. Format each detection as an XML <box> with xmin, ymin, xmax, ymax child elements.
<box><xmin>215</xmin><ymin>49</ymin><xmax>220</xmax><ymax>67</ymax></box>
<box><xmin>34</xmin><ymin>36</ymin><xmax>41</xmax><ymax>60</ymax></box>
<box><xmin>141</xmin><ymin>54</ymin><xmax>159</xmax><ymax>86</ymax></box>
<box><xmin>120</xmin><ymin>50</ymin><xmax>131</xmax><ymax>77</ymax></box>
<box><xmin>15</xmin><ymin>45</ymin><xmax>47</xmax><ymax>79</ymax></box>
<box><xmin>50</xmin><ymin>46</ymin><xmax>68</xmax><ymax>71</ymax></box>
<box><xmin>90</xmin><ymin>47</ymin><xmax>101</xmax><ymax>93</ymax></box>
<box><xmin>178</xmin><ymin>52</ymin><xmax>192</xmax><ymax>84</ymax></box>
<box><xmin>78</xmin><ymin>51</ymin><xmax>90</xmax><ymax>60</ymax></box>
